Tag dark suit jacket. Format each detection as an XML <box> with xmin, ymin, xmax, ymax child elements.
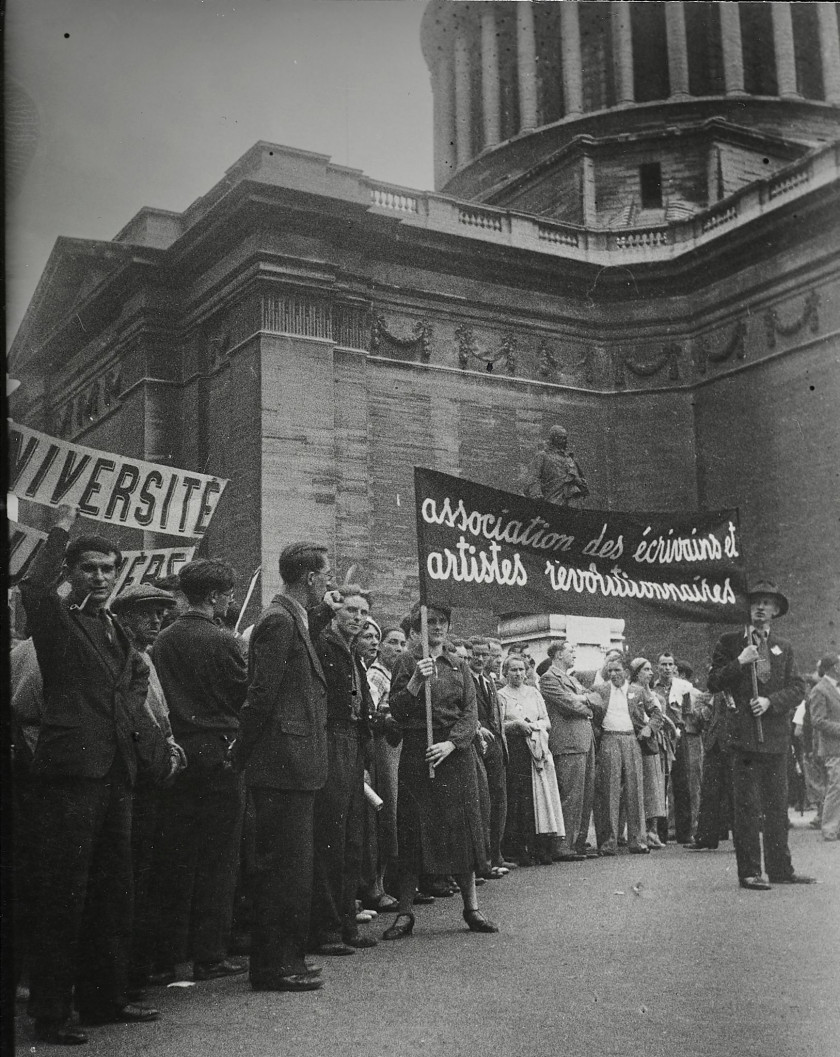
<box><xmin>707</xmin><ymin>628</ymin><xmax>804</xmax><ymax>755</ymax></box>
<box><xmin>699</xmin><ymin>692</ymin><xmax>730</xmax><ymax>752</ymax></box>
<box><xmin>472</xmin><ymin>670</ymin><xmax>508</xmax><ymax>762</ymax></box>
<box><xmin>808</xmin><ymin>675</ymin><xmax>840</xmax><ymax>758</ymax></box>
<box><xmin>235</xmin><ymin>594</ymin><xmax>330</xmax><ymax>791</ymax></box>
<box><xmin>20</xmin><ymin>526</ymin><xmax>164</xmax><ymax>786</ymax></box>
<box><xmin>314</xmin><ymin>625</ymin><xmax>373</xmax><ymax>743</ymax></box>
<box><xmin>539</xmin><ymin>666</ymin><xmax>601</xmax><ymax>755</ymax></box>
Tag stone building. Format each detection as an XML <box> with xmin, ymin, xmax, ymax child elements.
<box><xmin>9</xmin><ymin>1</ymin><xmax>840</xmax><ymax>670</ymax></box>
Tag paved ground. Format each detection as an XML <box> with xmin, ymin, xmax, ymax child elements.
<box><xmin>15</xmin><ymin>817</ymin><xmax>839</xmax><ymax>1057</ymax></box>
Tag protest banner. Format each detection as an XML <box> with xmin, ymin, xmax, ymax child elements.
<box><xmin>112</xmin><ymin>546</ymin><xmax>196</xmax><ymax>597</ymax></box>
<box><xmin>8</xmin><ymin>422</ymin><xmax>227</xmax><ymax>539</ymax></box>
<box><xmin>414</xmin><ymin>468</ymin><xmax>748</xmax><ymax>624</ymax></box>
<box><xmin>9</xmin><ymin>520</ymin><xmax>48</xmax><ymax>584</ymax></box>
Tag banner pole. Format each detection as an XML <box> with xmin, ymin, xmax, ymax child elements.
<box><xmin>420</xmin><ymin>603</ymin><xmax>435</xmax><ymax>780</ymax></box>
<box><xmin>235</xmin><ymin>565</ymin><xmax>262</xmax><ymax>635</ymax></box>
<box><xmin>745</xmin><ymin>623</ymin><xmax>765</xmax><ymax>745</ymax></box>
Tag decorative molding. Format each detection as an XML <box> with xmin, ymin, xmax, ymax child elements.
<box><xmin>370</xmin><ymin>315</ymin><xmax>432</xmax><ymax>360</ymax></box>
<box><xmin>763</xmin><ymin>290</ymin><xmax>820</xmax><ymax>349</ymax></box>
<box><xmin>695</xmin><ymin>319</ymin><xmax>748</xmax><ymax>375</ymax></box>
<box><xmin>334</xmin><ymin>304</ymin><xmax>370</xmax><ymax>351</ymax></box>
<box><xmin>455</xmin><ymin>326</ymin><xmax>517</xmax><ymax>374</ymax></box>
<box><xmin>613</xmin><ymin>344</ymin><xmax>681</xmax><ymax>389</ymax></box>
<box><xmin>261</xmin><ymin>294</ymin><xmax>332</xmax><ymax>340</ymax></box>
<box><xmin>538</xmin><ymin>339</ymin><xmax>596</xmax><ymax>385</ymax></box>
<box><xmin>52</xmin><ymin>364</ymin><xmax>125</xmax><ymax>440</ymax></box>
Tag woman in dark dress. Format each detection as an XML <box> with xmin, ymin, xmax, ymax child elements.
<box><xmin>383</xmin><ymin>603</ymin><xmax>498</xmax><ymax>939</ymax></box>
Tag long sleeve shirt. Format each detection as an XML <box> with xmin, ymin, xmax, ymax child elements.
<box><xmin>390</xmin><ymin>648</ymin><xmax>478</xmax><ymax>750</ymax></box>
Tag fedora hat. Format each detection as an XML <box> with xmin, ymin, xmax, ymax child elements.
<box><xmin>747</xmin><ymin>580</ymin><xmax>789</xmax><ymax>618</ymax></box>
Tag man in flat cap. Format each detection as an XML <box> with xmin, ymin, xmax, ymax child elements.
<box><xmin>524</xmin><ymin>425</ymin><xmax>589</xmax><ymax>508</ymax></box>
<box><xmin>708</xmin><ymin>581</ymin><xmax>815</xmax><ymax>890</ymax></box>
<box><xmin>111</xmin><ymin>583</ymin><xmax>187</xmax><ymax>995</ymax></box>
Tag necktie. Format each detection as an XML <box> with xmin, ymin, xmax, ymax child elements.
<box><xmin>99</xmin><ymin>609</ymin><xmax>115</xmax><ymax>644</ymax></box>
<box><xmin>755</xmin><ymin>631</ymin><xmax>772</xmax><ymax>684</ymax></box>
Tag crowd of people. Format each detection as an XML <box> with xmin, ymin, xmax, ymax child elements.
<box><xmin>10</xmin><ymin>506</ymin><xmax>833</xmax><ymax>1045</ymax></box>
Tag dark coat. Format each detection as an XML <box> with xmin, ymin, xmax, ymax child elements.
<box><xmin>472</xmin><ymin>669</ymin><xmax>508</xmax><ymax>762</ymax></box>
<box><xmin>592</xmin><ymin>682</ymin><xmax>649</xmax><ymax>736</ymax></box>
<box><xmin>699</xmin><ymin>692</ymin><xmax>730</xmax><ymax>752</ymax></box>
<box><xmin>707</xmin><ymin>628</ymin><xmax>805</xmax><ymax>755</ymax></box>
<box><xmin>808</xmin><ymin>675</ymin><xmax>840</xmax><ymax>759</ymax></box>
<box><xmin>234</xmin><ymin>595</ymin><xmax>331</xmax><ymax>791</ymax></box>
<box><xmin>314</xmin><ymin>625</ymin><xmax>373</xmax><ymax>742</ymax></box>
<box><xmin>20</xmin><ymin>526</ymin><xmax>164</xmax><ymax>786</ymax></box>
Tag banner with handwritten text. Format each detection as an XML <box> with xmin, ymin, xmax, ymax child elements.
<box><xmin>8</xmin><ymin>422</ymin><xmax>227</xmax><ymax>539</ymax></box>
<box><xmin>414</xmin><ymin>468</ymin><xmax>747</xmax><ymax>623</ymax></box>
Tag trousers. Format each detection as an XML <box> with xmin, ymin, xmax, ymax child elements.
<box><xmin>693</xmin><ymin>744</ymin><xmax>733</xmax><ymax>847</ymax></box>
<box><xmin>311</xmin><ymin>725</ymin><xmax>366</xmax><ymax>943</ymax></box>
<box><xmin>154</xmin><ymin>767</ymin><xmax>245</xmax><ymax>967</ymax></box>
<box><xmin>594</xmin><ymin>734</ymin><xmax>646</xmax><ymax>851</ymax></box>
<box><xmin>555</xmin><ymin>744</ymin><xmax>595</xmax><ymax>852</ymax></box>
<box><xmin>731</xmin><ymin>751</ymin><xmax>793</xmax><ymax>881</ymax></box>
<box><xmin>249</xmin><ymin>789</ymin><xmax>316</xmax><ymax>981</ymax></box>
<box><xmin>483</xmin><ymin>736</ymin><xmax>508</xmax><ymax>867</ymax></box>
<box><xmin>30</xmin><ymin>772</ymin><xmax>133</xmax><ymax>1023</ymax></box>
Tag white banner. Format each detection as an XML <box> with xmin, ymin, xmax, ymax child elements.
<box><xmin>9</xmin><ymin>520</ymin><xmax>47</xmax><ymax>583</ymax></box>
<box><xmin>8</xmin><ymin>422</ymin><xmax>227</xmax><ymax>539</ymax></box>
<box><xmin>112</xmin><ymin>546</ymin><xmax>196</xmax><ymax>597</ymax></box>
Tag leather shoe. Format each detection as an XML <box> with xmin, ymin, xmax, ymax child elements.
<box><xmin>577</xmin><ymin>848</ymin><xmax>600</xmax><ymax>859</ymax></box>
<box><xmin>500</xmin><ymin>860</ymin><xmax>518</xmax><ymax>870</ymax></box>
<box><xmin>463</xmin><ymin>909</ymin><xmax>499</xmax><ymax>933</ymax></box>
<box><xmin>343</xmin><ymin>933</ymin><xmax>378</xmax><ymax>949</ymax></box>
<box><xmin>193</xmin><ymin>959</ymin><xmax>246</xmax><ymax>981</ymax></box>
<box><xmin>252</xmin><ymin>974</ymin><xmax>323</xmax><ymax>992</ymax></box>
<box><xmin>628</xmin><ymin>845</ymin><xmax>650</xmax><ymax>855</ymax></box>
<box><xmin>553</xmin><ymin>851</ymin><xmax>586</xmax><ymax>862</ymax></box>
<box><xmin>79</xmin><ymin>1003</ymin><xmax>160</xmax><ymax>1025</ymax></box>
<box><xmin>739</xmin><ymin>875</ymin><xmax>772</xmax><ymax>890</ymax></box>
<box><xmin>412</xmin><ymin>891</ymin><xmax>435</xmax><ymax>905</ymax></box>
<box><xmin>34</xmin><ymin>1022</ymin><xmax>89</xmax><ymax>1045</ymax></box>
<box><xmin>313</xmin><ymin>941</ymin><xmax>356</xmax><ymax>956</ymax></box>
<box><xmin>770</xmin><ymin>874</ymin><xmax>817</xmax><ymax>885</ymax></box>
<box><xmin>383</xmin><ymin>912</ymin><xmax>415</xmax><ymax>940</ymax></box>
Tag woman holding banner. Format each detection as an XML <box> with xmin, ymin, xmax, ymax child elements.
<box><xmin>383</xmin><ymin>602</ymin><xmax>498</xmax><ymax>939</ymax></box>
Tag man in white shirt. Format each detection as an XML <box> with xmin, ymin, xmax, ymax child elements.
<box><xmin>592</xmin><ymin>657</ymin><xmax>649</xmax><ymax>856</ymax></box>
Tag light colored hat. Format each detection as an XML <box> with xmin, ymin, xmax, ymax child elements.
<box><xmin>111</xmin><ymin>583</ymin><xmax>176</xmax><ymax>612</ymax></box>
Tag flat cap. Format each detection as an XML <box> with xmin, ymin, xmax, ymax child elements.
<box><xmin>111</xmin><ymin>583</ymin><xmax>176</xmax><ymax>612</ymax></box>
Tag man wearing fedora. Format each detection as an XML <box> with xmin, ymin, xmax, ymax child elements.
<box><xmin>708</xmin><ymin>581</ymin><xmax>815</xmax><ymax>890</ymax></box>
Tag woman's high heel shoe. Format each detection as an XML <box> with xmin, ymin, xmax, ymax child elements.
<box><xmin>462</xmin><ymin>909</ymin><xmax>499</xmax><ymax>934</ymax></box>
<box><xmin>382</xmin><ymin>912</ymin><xmax>415</xmax><ymax>940</ymax></box>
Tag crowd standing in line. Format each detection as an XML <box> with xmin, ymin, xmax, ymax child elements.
<box><xmin>10</xmin><ymin>509</ymin><xmax>826</xmax><ymax>1044</ymax></box>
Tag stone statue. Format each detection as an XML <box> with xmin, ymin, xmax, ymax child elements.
<box><xmin>523</xmin><ymin>425</ymin><xmax>589</xmax><ymax>508</ymax></box>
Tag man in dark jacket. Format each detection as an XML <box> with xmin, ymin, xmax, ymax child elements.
<box><xmin>310</xmin><ymin>585</ymin><xmax>375</xmax><ymax>955</ymax></box>
<box><xmin>233</xmin><ymin>543</ymin><xmax>338</xmax><ymax>991</ymax></box>
<box><xmin>686</xmin><ymin>691</ymin><xmax>733</xmax><ymax>850</ymax></box>
<box><xmin>151</xmin><ymin>559</ymin><xmax>249</xmax><ymax>981</ymax></box>
<box><xmin>21</xmin><ymin>506</ymin><xmax>165</xmax><ymax>1044</ymax></box>
<box><xmin>708</xmin><ymin>581</ymin><xmax>814</xmax><ymax>889</ymax></box>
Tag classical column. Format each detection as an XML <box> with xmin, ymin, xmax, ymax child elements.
<box><xmin>665</xmin><ymin>2</ymin><xmax>690</xmax><ymax>99</ymax></box>
<box><xmin>560</xmin><ymin>1</ymin><xmax>583</xmax><ymax>116</ymax></box>
<box><xmin>432</xmin><ymin>53</ymin><xmax>457</xmax><ymax>188</ymax></box>
<box><xmin>454</xmin><ymin>26</ymin><xmax>473</xmax><ymax>168</ymax></box>
<box><xmin>517</xmin><ymin>2</ymin><xmax>538</xmax><ymax>130</ymax></box>
<box><xmin>771</xmin><ymin>3</ymin><xmax>798</xmax><ymax>98</ymax></box>
<box><xmin>611</xmin><ymin>2</ymin><xmax>635</xmax><ymax>105</ymax></box>
<box><xmin>719</xmin><ymin>2</ymin><xmax>746</xmax><ymax>96</ymax></box>
<box><xmin>817</xmin><ymin>2</ymin><xmax>840</xmax><ymax>104</ymax></box>
<box><xmin>481</xmin><ymin>5</ymin><xmax>501</xmax><ymax>148</ymax></box>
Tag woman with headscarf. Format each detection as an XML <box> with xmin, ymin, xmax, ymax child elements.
<box><xmin>499</xmin><ymin>654</ymin><xmax>564</xmax><ymax>866</ymax></box>
<box><xmin>383</xmin><ymin>602</ymin><xmax>497</xmax><ymax>939</ymax></box>
<box><xmin>628</xmin><ymin>657</ymin><xmax>670</xmax><ymax>849</ymax></box>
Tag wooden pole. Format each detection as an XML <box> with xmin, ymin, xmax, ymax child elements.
<box><xmin>745</xmin><ymin>624</ymin><xmax>765</xmax><ymax>745</ymax></box>
<box><xmin>235</xmin><ymin>565</ymin><xmax>261</xmax><ymax>635</ymax></box>
<box><xmin>420</xmin><ymin>603</ymin><xmax>435</xmax><ymax>779</ymax></box>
